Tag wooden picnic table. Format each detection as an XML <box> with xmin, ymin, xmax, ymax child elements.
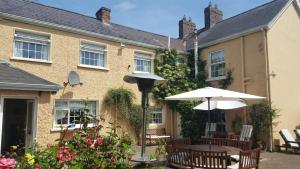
<box><xmin>176</xmin><ymin>144</ymin><xmax>242</xmax><ymax>156</ymax></box>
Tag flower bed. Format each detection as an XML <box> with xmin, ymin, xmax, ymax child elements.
<box><xmin>1</xmin><ymin>114</ymin><xmax>134</xmax><ymax>169</ymax></box>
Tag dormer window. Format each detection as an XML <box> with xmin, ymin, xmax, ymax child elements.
<box><xmin>80</xmin><ymin>42</ymin><xmax>107</xmax><ymax>68</ymax></box>
<box><xmin>14</xmin><ymin>31</ymin><xmax>50</xmax><ymax>62</ymax></box>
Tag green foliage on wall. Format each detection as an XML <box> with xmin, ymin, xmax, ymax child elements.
<box><xmin>153</xmin><ymin>48</ymin><xmax>234</xmax><ymax>142</ymax></box>
<box><xmin>103</xmin><ymin>88</ymin><xmax>135</xmax><ymax>120</ymax></box>
<box><xmin>249</xmin><ymin>101</ymin><xmax>279</xmax><ymax>148</ymax></box>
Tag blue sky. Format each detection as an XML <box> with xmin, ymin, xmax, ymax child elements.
<box><xmin>36</xmin><ymin>0</ymin><xmax>272</xmax><ymax>37</ymax></box>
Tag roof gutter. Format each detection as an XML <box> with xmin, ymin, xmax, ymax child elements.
<box><xmin>0</xmin><ymin>82</ymin><xmax>61</xmax><ymax>92</ymax></box>
<box><xmin>0</xmin><ymin>12</ymin><xmax>166</xmax><ymax>51</ymax></box>
<box><xmin>195</xmin><ymin>25</ymin><xmax>268</xmax><ymax>49</ymax></box>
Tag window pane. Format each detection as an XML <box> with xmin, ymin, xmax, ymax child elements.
<box><xmin>151</xmin><ymin>108</ymin><xmax>162</xmax><ymax>124</ymax></box>
<box><xmin>14</xmin><ymin>32</ymin><xmax>50</xmax><ymax>61</ymax></box>
<box><xmin>80</xmin><ymin>42</ymin><xmax>106</xmax><ymax>67</ymax></box>
<box><xmin>55</xmin><ymin>101</ymin><xmax>68</xmax><ymax>108</ymax></box>
<box><xmin>55</xmin><ymin>110</ymin><xmax>68</xmax><ymax>125</ymax></box>
<box><xmin>210</xmin><ymin>51</ymin><xmax>225</xmax><ymax>78</ymax></box>
<box><xmin>134</xmin><ymin>53</ymin><xmax>152</xmax><ymax>73</ymax></box>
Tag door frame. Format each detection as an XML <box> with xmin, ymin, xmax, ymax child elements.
<box><xmin>0</xmin><ymin>96</ymin><xmax>38</xmax><ymax>153</ymax></box>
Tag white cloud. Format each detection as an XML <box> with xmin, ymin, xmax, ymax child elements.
<box><xmin>114</xmin><ymin>1</ymin><xmax>136</xmax><ymax>11</ymax></box>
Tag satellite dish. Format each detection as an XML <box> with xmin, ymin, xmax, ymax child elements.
<box><xmin>64</xmin><ymin>71</ymin><xmax>83</xmax><ymax>87</ymax></box>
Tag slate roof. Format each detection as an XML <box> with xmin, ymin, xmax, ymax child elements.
<box><xmin>186</xmin><ymin>0</ymin><xmax>292</xmax><ymax>49</ymax></box>
<box><xmin>0</xmin><ymin>0</ymin><xmax>185</xmax><ymax>51</ymax></box>
<box><xmin>0</xmin><ymin>61</ymin><xmax>61</xmax><ymax>91</ymax></box>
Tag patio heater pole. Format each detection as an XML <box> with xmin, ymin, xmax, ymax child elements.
<box><xmin>141</xmin><ymin>90</ymin><xmax>148</xmax><ymax>158</ymax></box>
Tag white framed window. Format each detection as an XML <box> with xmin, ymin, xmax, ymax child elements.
<box><xmin>80</xmin><ymin>42</ymin><xmax>107</xmax><ymax>68</ymax></box>
<box><xmin>177</xmin><ymin>56</ymin><xmax>186</xmax><ymax>65</ymax></box>
<box><xmin>134</xmin><ymin>53</ymin><xmax>152</xmax><ymax>73</ymax></box>
<box><xmin>209</xmin><ymin>50</ymin><xmax>225</xmax><ymax>79</ymax></box>
<box><xmin>14</xmin><ymin>31</ymin><xmax>50</xmax><ymax>61</ymax></box>
<box><xmin>54</xmin><ymin>100</ymin><xmax>97</xmax><ymax>128</ymax></box>
<box><xmin>150</xmin><ymin>108</ymin><xmax>163</xmax><ymax>124</ymax></box>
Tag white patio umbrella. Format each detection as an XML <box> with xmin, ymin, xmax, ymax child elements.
<box><xmin>193</xmin><ymin>100</ymin><xmax>247</xmax><ymax>110</ymax></box>
<box><xmin>165</xmin><ymin>87</ymin><xmax>265</xmax><ymax>138</ymax></box>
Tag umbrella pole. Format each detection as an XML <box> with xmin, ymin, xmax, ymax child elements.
<box><xmin>207</xmin><ymin>97</ymin><xmax>212</xmax><ymax>149</ymax></box>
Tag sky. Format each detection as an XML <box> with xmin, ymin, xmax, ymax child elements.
<box><xmin>36</xmin><ymin>0</ymin><xmax>272</xmax><ymax>38</ymax></box>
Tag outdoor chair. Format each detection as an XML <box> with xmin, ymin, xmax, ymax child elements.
<box><xmin>203</xmin><ymin>122</ymin><xmax>217</xmax><ymax>138</ymax></box>
<box><xmin>228</xmin><ymin>148</ymin><xmax>261</xmax><ymax>169</ymax></box>
<box><xmin>230</xmin><ymin>125</ymin><xmax>253</xmax><ymax>142</ymax></box>
<box><xmin>294</xmin><ymin>129</ymin><xmax>300</xmax><ymax>141</ymax></box>
<box><xmin>278</xmin><ymin>129</ymin><xmax>300</xmax><ymax>152</ymax></box>
<box><xmin>167</xmin><ymin>138</ymin><xmax>191</xmax><ymax>146</ymax></box>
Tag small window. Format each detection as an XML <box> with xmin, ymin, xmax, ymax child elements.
<box><xmin>80</xmin><ymin>42</ymin><xmax>106</xmax><ymax>68</ymax></box>
<box><xmin>54</xmin><ymin>100</ymin><xmax>97</xmax><ymax>128</ymax></box>
<box><xmin>150</xmin><ymin>108</ymin><xmax>163</xmax><ymax>124</ymax></box>
<box><xmin>14</xmin><ymin>31</ymin><xmax>50</xmax><ymax>61</ymax></box>
<box><xmin>177</xmin><ymin>56</ymin><xmax>186</xmax><ymax>65</ymax></box>
<box><xmin>134</xmin><ymin>53</ymin><xmax>151</xmax><ymax>73</ymax></box>
<box><xmin>209</xmin><ymin>51</ymin><xmax>225</xmax><ymax>78</ymax></box>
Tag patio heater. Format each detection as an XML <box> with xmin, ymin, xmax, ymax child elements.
<box><xmin>124</xmin><ymin>73</ymin><xmax>166</xmax><ymax>162</ymax></box>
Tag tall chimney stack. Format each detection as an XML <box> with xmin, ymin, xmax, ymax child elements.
<box><xmin>96</xmin><ymin>7</ymin><xmax>111</xmax><ymax>24</ymax></box>
<box><xmin>204</xmin><ymin>4</ymin><xmax>223</xmax><ymax>29</ymax></box>
<box><xmin>179</xmin><ymin>15</ymin><xmax>196</xmax><ymax>39</ymax></box>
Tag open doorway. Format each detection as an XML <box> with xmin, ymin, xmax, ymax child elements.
<box><xmin>1</xmin><ymin>99</ymin><xmax>35</xmax><ymax>153</ymax></box>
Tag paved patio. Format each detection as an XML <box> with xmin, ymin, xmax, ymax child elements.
<box><xmin>133</xmin><ymin>146</ymin><xmax>300</xmax><ymax>169</ymax></box>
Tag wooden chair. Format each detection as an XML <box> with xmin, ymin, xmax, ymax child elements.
<box><xmin>278</xmin><ymin>129</ymin><xmax>300</xmax><ymax>152</ymax></box>
<box><xmin>192</xmin><ymin>150</ymin><xmax>228</xmax><ymax>169</ymax></box>
<box><xmin>228</xmin><ymin>148</ymin><xmax>261</xmax><ymax>169</ymax></box>
<box><xmin>203</xmin><ymin>123</ymin><xmax>217</xmax><ymax>138</ymax></box>
<box><xmin>167</xmin><ymin>147</ymin><xmax>192</xmax><ymax>169</ymax></box>
<box><xmin>167</xmin><ymin>138</ymin><xmax>191</xmax><ymax>146</ymax></box>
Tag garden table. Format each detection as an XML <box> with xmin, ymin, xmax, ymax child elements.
<box><xmin>176</xmin><ymin>144</ymin><xmax>242</xmax><ymax>156</ymax></box>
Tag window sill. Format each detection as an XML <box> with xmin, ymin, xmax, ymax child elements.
<box><xmin>51</xmin><ymin>124</ymin><xmax>94</xmax><ymax>132</ymax></box>
<box><xmin>149</xmin><ymin>123</ymin><xmax>164</xmax><ymax>126</ymax></box>
<box><xmin>206</xmin><ymin>76</ymin><xmax>227</xmax><ymax>82</ymax></box>
<box><xmin>11</xmin><ymin>57</ymin><xmax>52</xmax><ymax>64</ymax></box>
<box><xmin>133</xmin><ymin>71</ymin><xmax>151</xmax><ymax>74</ymax></box>
<box><xmin>78</xmin><ymin>64</ymin><xmax>109</xmax><ymax>71</ymax></box>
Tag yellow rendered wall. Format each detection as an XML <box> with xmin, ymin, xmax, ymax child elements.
<box><xmin>200</xmin><ymin>31</ymin><xmax>267</xmax><ymax>131</ymax></box>
<box><xmin>267</xmin><ymin>3</ymin><xmax>300</xmax><ymax>144</ymax></box>
<box><xmin>0</xmin><ymin>19</ymin><xmax>161</xmax><ymax>145</ymax></box>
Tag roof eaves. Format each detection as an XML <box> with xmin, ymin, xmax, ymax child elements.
<box><xmin>193</xmin><ymin>25</ymin><xmax>267</xmax><ymax>49</ymax></box>
<box><xmin>0</xmin><ymin>82</ymin><xmax>61</xmax><ymax>92</ymax></box>
<box><xmin>0</xmin><ymin>12</ymin><xmax>164</xmax><ymax>51</ymax></box>
<box><xmin>266</xmin><ymin>0</ymin><xmax>295</xmax><ymax>30</ymax></box>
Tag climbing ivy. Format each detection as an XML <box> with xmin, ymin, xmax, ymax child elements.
<box><xmin>153</xmin><ymin>48</ymin><xmax>233</xmax><ymax>142</ymax></box>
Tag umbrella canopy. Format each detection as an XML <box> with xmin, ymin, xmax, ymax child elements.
<box><xmin>193</xmin><ymin>100</ymin><xmax>247</xmax><ymax>110</ymax></box>
<box><xmin>165</xmin><ymin>87</ymin><xmax>265</xmax><ymax>101</ymax></box>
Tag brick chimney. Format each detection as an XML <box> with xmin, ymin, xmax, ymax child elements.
<box><xmin>179</xmin><ymin>16</ymin><xmax>196</xmax><ymax>39</ymax></box>
<box><xmin>204</xmin><ymin>4</ymin><xmax>223</xmax><ymax>29</ymax></box>
<box><xmin>96</xmin><ymin>7</ymin><xmax>111</xmax><ymax>24</ymax></box>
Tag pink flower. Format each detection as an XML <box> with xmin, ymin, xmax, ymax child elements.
<box><xmin>86</xmin><ymin>139</ymin><xmax>93</xmax><ymax>145</ymax></box>
<box><xmin>0</xmin><ymin>158</ymin><xmax>16</xmax><ymax>168</ymax></box>
<box><xmin>96</xmin><ymin>137</ymin><xmax>103</xmax><ymax>146</ymax></box>
<box><xmin>47</xmin><ymin>143</ymin><xmax>51</xmax><ymax>148</ymax></box>
<box><xmin>57</xmin><ymin>147</ymin><xmax>75</xmax><ymax>164</ymax></box>
<box><xmin>34</xmin><ymin>163</ymin><xmax>40</xmax><ymax>169</ymax></box>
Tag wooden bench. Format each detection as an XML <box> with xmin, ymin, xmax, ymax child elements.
<box><xmin>167</xmin><ymin>146</ymin><xmax>228</xmax><ymax>169</ymax></box>
<box><xmin>146</xmin><ymin>128</ymin><xmax>171</xmax><ymax>145</ymax></box>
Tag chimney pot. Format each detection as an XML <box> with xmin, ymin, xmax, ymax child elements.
<box><xmin>96</xmin><ymin>7</ymin><xmax>111</xmax><ymax>24</ymax></box>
